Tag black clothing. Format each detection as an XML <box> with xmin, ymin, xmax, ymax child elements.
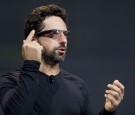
<box><xmin>0</xmin><ymin>60</ymin><xmax>115</xmax><ymax>115</ymax></box>
<box><xmin>0</xmin><ymin>105</ymin><xmax>4</xmax><ymax>115</ymax></box>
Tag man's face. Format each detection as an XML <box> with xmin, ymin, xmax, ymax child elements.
<box><xmin>37</xmin><ymin>16</ymin><xmax>69</xmax><ymax>65</ymax></box>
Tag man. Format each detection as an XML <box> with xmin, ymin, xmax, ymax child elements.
<box><xmin>0</xmin><ymin>4</ymin><xmax>124</xmax><ymax>115</ymax></box>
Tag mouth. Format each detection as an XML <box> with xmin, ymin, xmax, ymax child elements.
<box><xmin>57</xmin><ymin>47</ymin><xmax>66</xmax><ymax>55</ymax></box>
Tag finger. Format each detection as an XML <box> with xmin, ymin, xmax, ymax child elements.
<box><xmin>105</xmin><ymin>90</ymin><xmax>120</xmax><ymax>100</ymax></box>
<box><xmin>31</xmin><ymin>40</ymin><xmax>42</xmax><ymax>47</ymax></box>
<box><xmin>107</xmin><ymin>84</ymin><xmax>120</xmax><ymax>92</ymax></box>
<box><xmin>25</xmin><ymin>30</ymin><xmax>35</xmax><ymax>43</ymax></box>
<box><xmin>23</xmin><ymin>40</ymin><xmax>25</xmax><ymax>44</ymax></box>
<box><xmin>113</xmin><ymin>80</ymin><xmax>125</xmax><ymax>94</ymax></box>
<box><xmin>105</xmin><ymin>94</ymin><xmax>118</xmax><ymax>106</ymax></box>
<box><xmin>107</xmin><ymin>84</ymin><xmax>124</xmax><ymax>100</ymax></box>
<box><xmin>107</xmin><ymin>84</ymin><xmax>121</xmax><ymax>95</ymax></box>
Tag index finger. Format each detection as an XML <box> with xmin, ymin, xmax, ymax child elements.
<box><xmin>25</xmin><ymin>30</ymin><xmax>35</xmax><ymax>43</ymax></box>
<box><xmin>113</xmin><ymin>80</ymin><xmax>125</xmax><ymax>93</ymax></box>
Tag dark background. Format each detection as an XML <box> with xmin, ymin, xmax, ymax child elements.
<box><xmin>0</xmin><ymin>0</ymin><xmax>135</xmax><ymax>115</ymax></box>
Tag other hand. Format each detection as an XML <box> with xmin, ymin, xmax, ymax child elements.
<box><xmin>104</xmin><ymin>80</ymin><xmax>125</xmax><ymax>112</ymax></box>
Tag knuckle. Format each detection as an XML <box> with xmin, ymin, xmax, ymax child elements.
<box><xmin>22</xmin><ymin>44</ymin><xmax>27</xmax><ymax>48</ymax></box>
<box><xmin>114</xmin><ymin>92</ymin><xmax>118</xmax><ymax>97</ymax></box>
<box><xmin>117</xmin><ymin>89</ymin><xmax>121</xmax><ymax>93</ymax></box>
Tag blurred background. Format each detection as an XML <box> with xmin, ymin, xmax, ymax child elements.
<box><xmin>0</xmin><ymin>0</ymin><xmax>135</xmax><ymax>114</ymax></box>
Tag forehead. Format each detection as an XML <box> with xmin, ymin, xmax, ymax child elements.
<box><xmin>43</xmin><ymin>16</ymin><xmax>67</xmax><ymax>30</ymax></box>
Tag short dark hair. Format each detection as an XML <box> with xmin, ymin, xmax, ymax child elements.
<box><xmin>24</xmin><ymin>4</ymin><xmax>68</xmax><ymax>38</ymax></box>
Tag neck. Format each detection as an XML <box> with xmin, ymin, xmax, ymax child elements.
<box><xmin>39</xmin><ymin>60</ymin><xmax>60</xmax><ymax>76</ymax></box>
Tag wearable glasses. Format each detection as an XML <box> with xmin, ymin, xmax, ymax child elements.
<box><xmin>35</xmin><ymin>29</ymin><xmax>70</xmax><ymax>39</ymax></box>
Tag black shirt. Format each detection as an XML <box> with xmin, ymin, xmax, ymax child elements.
<box><xmin>0</xmin><ymin>61</ymin><xmax>115</xmax><ymax>115</ymax></box>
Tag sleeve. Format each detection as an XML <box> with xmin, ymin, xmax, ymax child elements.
<box><xmin>99</xmin><ymin>108</ymin><xmax>116</xmax><ymax>115</ymax></box>
<box><xmin>0</xmin><ymin>60</ymin><xmax>40</xmax><ymax>115</ymax></box>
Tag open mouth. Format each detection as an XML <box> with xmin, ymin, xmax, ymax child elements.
<box><xmin>57</xmin><ymin>47</ymin><xmax>66</xmax><ymax>54</ymax></box>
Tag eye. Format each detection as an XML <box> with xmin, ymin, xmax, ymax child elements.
<box><xmin>63</xmin><ymin>31</ymin><xmax>70</xmax><ymax>37</ymax></box>
<box><xmin>44</xmin><ymin>31</ymin><xmax>58</xmax><ymax>38</ymax></box>
<box><xmin>63</xmin><ymin>32</ymin><xmax>67</xmax><ymax>37</ymax></box>
<box><xmin>52</xmin><ymin>31</ymin><xmax>59</xmax><ymax>35</ymax></box>
<box><xmin>44</xmin><ymin>33</ymin><xmax>54</xmax><ymax>38</ymax></box>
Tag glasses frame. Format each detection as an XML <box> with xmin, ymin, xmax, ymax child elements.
<box><xmin>35</xmin><ymin>29</ymin><xmax>70</xmax><ymax>39</ymax></box>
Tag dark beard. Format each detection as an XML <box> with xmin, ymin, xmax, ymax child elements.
<box><xmin>42</xmin><ymin>44</ymin><xmax>66</xmax><ymax>65</ymax></box>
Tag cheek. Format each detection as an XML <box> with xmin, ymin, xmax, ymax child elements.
<box><xmin>43</xmin><ymin>43</ymin><xmax>57</xmax><ymax>52</ymax></box>
<box><xmin>39</xmin><ymin>39</ymin><xmax>59</xmax><ymax>50</ymax></box>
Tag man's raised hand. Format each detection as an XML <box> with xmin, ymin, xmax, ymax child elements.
<box><xmin>22</xmin><ymin>30</ymin><xmax>43</xmax><ymax>62</ymax></box>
